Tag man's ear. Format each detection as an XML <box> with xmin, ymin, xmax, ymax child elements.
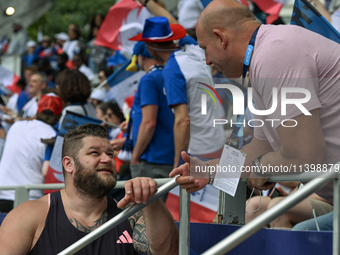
<box><xmin>62</xmin><ymin>156</ymin><xmax>74</xmax><ymax>174</ymax></box>
<box><xmin>213</xmin><ymin>29</ymin><xmax>228</xmax><ymax>49</ymax></box>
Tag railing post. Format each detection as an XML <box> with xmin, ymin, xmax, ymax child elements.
<box><xmin>217</xmin><ymin>190</ymin><xmax>225</xmax><ymax>224</ymax></box>
<box><xmin>14</xmin><ymin>187</ymin><xmax>29</xmax><ymax>208</ymax></box>
<box><xmin>333</xmin><ymin>173</ymin><xmax>340</xmax><ymax>255</ymax></box>
<box><xmin>179</xmin><ymin>189</ymin><xmax>190</xmax><ymax>255</ymax></box>
<box><xmin>222</xmin><ymin>181</ymin><xmax>246</xmax><ymax>225</ymax></box>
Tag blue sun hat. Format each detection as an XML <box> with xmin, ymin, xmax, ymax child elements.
<box><xmin>126</xmin><ymin>42</ymin><xmax>153</xmax><ymax>72</ymax></box>
<box><xmin>129</xmin><ymin>16</ymin><xmax>186</xmax><ymax>42</ymax></box>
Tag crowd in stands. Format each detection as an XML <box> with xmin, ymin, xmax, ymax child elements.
<box><xmin>0</xmin><ymin>1</ymin><xmax>339</xmax><ymax>249</ymax></box>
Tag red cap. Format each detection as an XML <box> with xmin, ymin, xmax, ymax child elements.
<box><xmin>38</xmin><ymin>94</ymin><xmax>63</xmax><ymax>115</ymax></box>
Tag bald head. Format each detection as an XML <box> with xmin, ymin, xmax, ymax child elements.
<box><xmin>196</xmin><ymin>0</ymin><xmax>261</xmax><ymax>78</ymax></box>
<box><xmin>198</xmin><ymin>0</ymin><xmax>257</xmax><ymax>36</ymax></box>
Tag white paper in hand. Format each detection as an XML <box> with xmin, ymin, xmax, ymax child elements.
<box><xmin>213</xmin><ymin>144</ymin><xmax>246</xmax><ymax>197</ymax></box>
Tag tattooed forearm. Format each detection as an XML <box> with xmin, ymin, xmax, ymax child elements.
<box><xmin>132</xmin><ymin>216</ymin><xmax>152</xmax><ymax>255</ymax></box>
<box><xmin>128</xmin><ymin>210</ymin><xmax>143</xmax><ymax>230</ymax></box>
<box><xmin>68</xmin><ymin>209</ymin><xmax>108</xmax><ymax>233</ymax></box>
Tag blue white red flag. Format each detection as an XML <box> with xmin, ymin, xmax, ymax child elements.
<box><xmin>0</xmin><ymin>66</ymin><xmax>20</xmax><ymax>94</ymax></box>
<box><xmin>94</xmin><ymin>0</ymin><xmax>152</xmax><ymax>56</ymax></box>
<box><xmin>106</xmin><ymin>63</ymin><xmax>145</xmax><ymax>109</ymax></box>
<box><xmin>0</xmin><ymin>36</ymin><xmax>8</xmax><ymax>54</ymax></box>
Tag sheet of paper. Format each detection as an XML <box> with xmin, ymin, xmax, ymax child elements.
<box><xmin>212</xmin><ymin>144</ymin><xmax>246</xmax><ymax>197</ymax></box>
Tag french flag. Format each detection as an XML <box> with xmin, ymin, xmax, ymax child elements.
<box><xmin>39</xmin><ymin>47</ymin><xmax>54</xmax><ymax>58</ymax></box>
<box><xmin>0</xmin><ymin>36</ymin><xmax>8</xmax><ymax>54</ymax></box>
<box><xmin>94</xmin><ymin>0</ymin><xmax>152</xmax><ymax>56</ymax></box>
<box><xmin>0</xmin><ymin>66</ymin><xmax>20</xmax><ymax>94</ymax></box>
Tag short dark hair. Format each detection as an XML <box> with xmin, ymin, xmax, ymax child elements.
<box><xmin>16</xmin><ymin>78</ymin><xmax>26</xmax><ymax>90</ymax></box>
<box><xmin>36</xmin><ymin>112</ymin><xmax>60</xmax><ymax>126</ymax></box>
<box><xmin>106</xmin><ymin>102</ymin><xmax>125</xmax><ymax>123</ymax></box>
<box><xmin>61</xmin><ymin>124</ymin><xmax>109</xmax><ymax>174</ymax></box>
<box><xmin>98</xmin><ymin>68</ymin><xmax>113</xmax><ymax>79</ymax></box>
<box><xmin>96</xmin><ymin>102</ymin><xmax>109</xmax><ymax>115</ymax></box>
<box><xmin>152</xmin><ymin>41</ymin><xmax>174</xmax><ymax>47</ymax></box>
<box><xmin>56</xmin><ymin>69</ymin><xmax>91</xmax><ymax>104</ymax></box>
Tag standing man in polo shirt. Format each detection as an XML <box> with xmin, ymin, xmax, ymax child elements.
<box><xmin>129</xmin><ymin>17</ymin><xmax>225</xmax><ymax>166</ymax></box>
<box><xmin>125</xmin><ymin>42</ymin><xmax>175</xmax><ymax>181</ymax></box>
<box><xmin>0</xmin><ymin>93</ymin><xmax>62</xmax><ymax>213</ymax></box>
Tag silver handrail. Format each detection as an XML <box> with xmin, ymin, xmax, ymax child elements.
<box><xmin>0</xmin><ymin>178</ymin><xmax>172</xmax><ymax>208</ymax></box>
<box><xmin>202</xmin><ymin>168</ymin><xmax>338</xmax><ymax>255</ymax></box>
<box><xmin>57</xmin><ymin>178</ymin><xmax>178</xmax><ymax>255</ymax></box>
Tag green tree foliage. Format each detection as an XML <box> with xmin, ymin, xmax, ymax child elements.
<box><xmin>28</xmin><ymin>0</ymin><xmax>115</xmax><ymax>42</ymax></box>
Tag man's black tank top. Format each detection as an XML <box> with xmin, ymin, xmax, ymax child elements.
<box><xmin>29</xmin><ymin>191</ymin><xmax>137</xmax><ymax>255</ymax></box>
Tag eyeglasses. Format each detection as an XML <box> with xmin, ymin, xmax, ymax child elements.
<box><xmin>98</xmin><ymin>75</ymin><xmax>105</xmax><ymax>80</ymax></box>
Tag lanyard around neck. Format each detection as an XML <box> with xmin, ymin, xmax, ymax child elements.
<box><xmin>230</xmin><ymin>26</ymin><xmax>260</xmax><ymax>149</ymax></box>
<box><xmin>242</xmin><ymin>26</ymin><xmax>260</xmax><ymax>86</ymax></box>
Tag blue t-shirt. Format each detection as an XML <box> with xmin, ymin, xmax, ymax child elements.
<box><xmin>131</xmin><ymin>66</ymin><xmax>174</xmax><ymax>165</ymax></box>
<box><xmin>17</xmin><ymin>91</ymin><xmax>29</xmax><ymax>111</ymax></box>
<box><xmin>162</xmin><ymin>36</ymin><xmax>198</xmax><ymax>107</ymax></box>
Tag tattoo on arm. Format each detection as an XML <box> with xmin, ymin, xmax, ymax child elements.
<box><xmin>128</xmin><ymin>210</ymin><xmax>143</xmax><ymax>230</ymax></box>
<box><xmin>132</xmin><ymin>215</ymin><xmax>152</xmax><ymax>255</ymax></box>
<box><xmin>68</xmin><ymin>209</ymin><xmax>108</xmax><ymax>233</ymax></box>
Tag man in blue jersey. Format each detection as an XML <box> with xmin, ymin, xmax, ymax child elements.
<box><xmin>0</xmin><ymin>124</ymin><xmax>178</xmax><ymax>255</ymax></box>
<box><xmin>126</xmin><ymin>42</ymin><xmax>175</xmax><ymax>181</ymax></box>
<box><xmin>130</xmin><ymin>17</ymin><xmax>226</xmax><ymax>167</ymax></box>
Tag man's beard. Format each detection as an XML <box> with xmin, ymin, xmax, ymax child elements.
<box><xmin>73</xmin><ymin>158</ymin><xmax>117</xmax><ymax>198</ymax></box>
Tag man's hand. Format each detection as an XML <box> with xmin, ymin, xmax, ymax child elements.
<box><xmin>169</xmin><ymin>151</ymin><xmax>210</xmax><ymax>193</ymax></box>
<box><xmin>117</xmin><ymin>177</ymin><xmax>158</xmax><ymax>208</ymax></box>
<box><xmin>247</xmin><ymin>173</ymin><xmax>276</xmax><ymax>190</ymax></box>
<box><xmin>120</xmin><ymin>121</ymin><xmax>128</xmax><ymax>133</ymax></box>
<box><xmin>110</xmin><ymin>137</ymin><xmax>126</xmax><ymax>151</ymax></box>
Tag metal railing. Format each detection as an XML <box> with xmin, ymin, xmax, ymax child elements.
<box><xmin>1</xmin><ymin>168</ymin><xmax>338</xmax><ymax>254</ymax></box>
<box><xmin>0</xmin><ymin>179</ymin><xmax>171</xmax><ymax>208</ymax></box>
<box><xmin>203</xmin><ymin>166</ymin><xmax>339</xmax><ymax>255</ymax></box>
<box><xmin>0</xmin><ymin>178</ymin><xmax>189</xmax><ymax>255</ymax></box>
<box><xmin>57</xmin><ymin>178</ymin><xmax>179</xmax><ymax>255</ymax></box>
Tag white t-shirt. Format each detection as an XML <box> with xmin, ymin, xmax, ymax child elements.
<box><xmin>177</xmin><ymin>0</ymin><xmax>204</xmax><ymax>29</ymax></box>
<box><xmin>62</xmin><ymin>40</ymin><xmax>80</xmax><ymax>61</ymax></box>
<box><xmin>163</xmin><ymin>44</ymin><xmax>226</xmax><ymax>155</ymax></box>
<box><xmin>0</xmin><ymin>120</ymin><xmax>56</xmax><ymax>200</ymax></box>
<box><xmin>21</xmin><ymin>96</ymin><xmax>38</xmax><ymax>118</ymax></box>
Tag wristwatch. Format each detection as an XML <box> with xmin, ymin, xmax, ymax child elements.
<box><xmin>252</xmin><ymin>154</ymin><xmax>270</xmax><ymax>177</ymax></box>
